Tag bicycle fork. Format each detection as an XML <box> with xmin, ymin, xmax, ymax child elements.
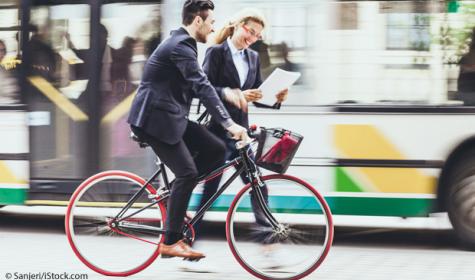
<box><xmin>239</xmin><ymin>148</ymin><xmax>283</xmax><ymax>233</ymax></box>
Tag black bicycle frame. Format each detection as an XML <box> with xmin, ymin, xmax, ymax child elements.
<box><xmin>113</xmin><ymin>144</ymin><xmax>282</xmax><ymax>236</ymax></box>
<box><xmin>187</xmin><ymin>161</ymin><xmax>244</xmax><ymax>226</ymax></box>
<box><xmin>185</xmin><ymin>147</ymin><xmax>281</xmax><ymax>231</ymax></box>
<box><xmin>114</xmin><ymin>162</ymin><xmax>167</xmax><ymax>222</ymax></box>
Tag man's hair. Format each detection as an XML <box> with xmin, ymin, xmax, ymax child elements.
<box><xmin>182</xmin><ymin>0</ymin><xmax>215</xmax><ymax>26</ymax></box>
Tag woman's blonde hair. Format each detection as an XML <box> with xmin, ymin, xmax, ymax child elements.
<box><xmin>214</xmin><ymin>8</ymin><xmax>266</xmax><ymax>45</ymax></box>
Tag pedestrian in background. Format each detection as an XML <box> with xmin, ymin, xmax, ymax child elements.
<box><xmin>194</xmin><ymin>8</ymin><xmax>288</xmax><ymax>238</ymax></box>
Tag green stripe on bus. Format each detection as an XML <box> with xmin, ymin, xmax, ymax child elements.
<box><xmin>0</xmin><ymin>188</ymin><xmax>27</xmax><ymax>205</ymax></box>
<box><xmin>188</xmin><ymin>194</ymin><xmax>433</xmax><ymax>217</ymax></box>
<box><xmin>326</xmin><ymin>196</ymin><xmax>433</xmax><ymax>217</ymax></box>
<box><xmin>336</xmin><ymin>167</ymin><xmax>364</xmax><ymax>193</ymax></box>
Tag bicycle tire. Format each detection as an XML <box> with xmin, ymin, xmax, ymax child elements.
<box><xmin>65</xmin><ymin>170</ymin><xmax>166</xmax><ymax>276</ymax></box>
<box><xmin>226</xmin><ymin>174</ymin><xmax>334</xmax><ymax>280</ymax></box>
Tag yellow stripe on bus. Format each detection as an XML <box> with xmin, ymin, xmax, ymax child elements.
<box><xmin>25</xmin><ymin>200</ymin><xmax>69</xmax><ymax>206</ymax></box>
<box><xmin>0</xmin><ymin>161</ymin><xmax>26</xmax><ymax>184</ymax></box>
<box><xmin>334</xmin><ymin>124</ymin><xmax>435</xmax><ymax>194</ymax></box>
<box><xmin>101</xmin><ymin>90</ymin><xmax>137</xmax><ymax>125</ymax></box>
<box><xmin>28</xmin><ymin>76</ymin><xmax>89</xmax><ymax>121</ymax></box>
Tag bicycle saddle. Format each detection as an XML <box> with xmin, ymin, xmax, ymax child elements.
<box><xmin>129</xmin><ymin>132</ymin><xmax>149</xmax><ymax>148</ymax></box>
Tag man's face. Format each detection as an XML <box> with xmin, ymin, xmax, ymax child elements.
<box><xmin>196</xmin><ymin>9</ymin><xmax>215</xmax><ymax>43</ymax></box>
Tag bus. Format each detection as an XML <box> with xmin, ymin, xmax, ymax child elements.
<box><xmin>1</xmin><ymin>0</ymin><xmax>475</xmax><ymax>249</ymax></box>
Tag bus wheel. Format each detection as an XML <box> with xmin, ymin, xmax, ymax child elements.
<box><xmin>447</xmin><ymin>158</ymin><xmax>475</xmax><ymax>250</ymax></box>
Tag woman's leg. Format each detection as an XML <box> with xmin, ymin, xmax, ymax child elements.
<box><xmin>192</xmin><ymin>173</ymin><xmax>223</xmax><ymax>236</ymax></box>
<box><xmin>182</xmin><ymin>122</ymin><xmax>227</xmax><ymax>238</ymax></box>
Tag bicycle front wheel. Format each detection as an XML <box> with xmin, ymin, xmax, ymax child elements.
<box><xmin>65</xmin><ymin>170</ymin><xmax>166</xmax><ymax>276</ymax></box>
<box><xmin>226</xmin><ymin>174</ymin><xmax>333</xmax><ymax>280</ymax></box>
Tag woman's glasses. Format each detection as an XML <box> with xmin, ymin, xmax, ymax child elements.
<box><xmin>242</xmin><ymin>25</ymin><xmax>262</xmax><ymax>40</ymax></box>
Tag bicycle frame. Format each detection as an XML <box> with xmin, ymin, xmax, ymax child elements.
<box><xmin>111</xmin><ymin>143</ymin><xmax>282</xmax><ymax>238</ymax></box>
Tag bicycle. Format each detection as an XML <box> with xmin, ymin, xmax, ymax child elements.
<box><xmin>65</xmin><ymin>126</ymin><xmax>334</xmax><ymax>280</ymax></box>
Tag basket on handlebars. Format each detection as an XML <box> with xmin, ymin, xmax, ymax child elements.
<box><xmin>255</xmin><ymin>128</ymin><xmax>303</xmax><ymax>174</ymax></box>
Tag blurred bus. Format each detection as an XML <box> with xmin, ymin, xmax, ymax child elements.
<box><xmin>1</xmin><ymin>0</ymin><xmax>475</xmax><ymax>249</ymax></box>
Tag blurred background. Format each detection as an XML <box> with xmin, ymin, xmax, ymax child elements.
<box><xmin>1</xmin><ymin>0</ymin><xmax>475</xmax><ymax>256</ymax></box>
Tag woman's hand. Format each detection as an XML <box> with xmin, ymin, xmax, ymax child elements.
<box><xmin>223</xmin><ymin>88</ymin><xmax>248</xmax><ymax>110</ymax></box>
<box><xmin>242</xmin><ymin>89</ymin><xmax>263</xmax><ymax>102</ymax></box>
<box><xmin>276</xmin><ymin>88</ymin><xmax>288</xmax><ymax>103</ymax></box>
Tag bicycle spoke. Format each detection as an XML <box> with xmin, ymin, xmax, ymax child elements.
<box><xmin>74</xmin><ymin>220</ymin><xmax>108</xmax><ymax>227</ymax></box>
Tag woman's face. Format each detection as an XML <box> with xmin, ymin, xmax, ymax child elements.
<box><xmin>233</xmin><ymin>20</ymin><xmax>263</xmax><ymax>50</ymax></box>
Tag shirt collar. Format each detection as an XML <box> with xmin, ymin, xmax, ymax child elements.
<box><xmin>227</xmin><ymin>37</ymin><xmax>244</xmax><ymax>56</ymax></box>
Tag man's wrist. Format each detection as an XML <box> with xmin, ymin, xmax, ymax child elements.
<box><xmin>222</xmin><ymin>87</ymin><xmax>232</xmax><ymax>97</ymax></box>
<box><xmin>222</xmin><ymin>119</ymin><xmax>236</xmax><ymax>129</ymax></box>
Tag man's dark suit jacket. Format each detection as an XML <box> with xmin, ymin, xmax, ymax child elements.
<box><xmin>202</xmin><ymin>39</ymin><xmax>275</xmax><ymax>137</ymax></box>
<box><xmin>127</xmin><ymin>27</ymin><xmax>231</xmax><ymax>145</ymax></box>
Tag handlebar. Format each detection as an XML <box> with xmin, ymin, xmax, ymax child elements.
<box><xmin>235</xmin><ymin>124</ymin><xmax>261</xmax><ymax>150</ymax></box>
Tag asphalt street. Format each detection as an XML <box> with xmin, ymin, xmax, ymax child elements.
<box><xmin>1</xmin><ymin>206</ymin><xmax>474</xmax><ymax>280</ymax></box>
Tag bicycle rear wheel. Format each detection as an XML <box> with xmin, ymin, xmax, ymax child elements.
<box><xmin>65</xmin><ymin>171</ymin><xmax>166</xmax><ymax>276</ymax></box>
<box><xmin>226</xmin><ymin>174</ymin><xmax>333</xmax><ymax>280</ymax></box>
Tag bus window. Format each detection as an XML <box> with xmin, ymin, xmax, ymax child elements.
<box><xmin>28</xmin><ymin>3</ymin><xmax>90</xmax><ymax>179</ymax></box>
<box><xmin>0</xmin><ymin>3</ymin><xmax>20</xmax><ymax>104</ymax></box>
<box><xmin>311</xmin><ymin>0</ymin><xmax>475</xmax><ymax>106</ymax></box>
<box><xmin>99</xmin><ymin>2</ymin><xmax>162</xmax><ymax>177</ymax></box>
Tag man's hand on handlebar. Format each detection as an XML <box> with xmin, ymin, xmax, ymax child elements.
<box><xmin>226</xmin><ymin>123</ymin><xmax>249</xmax><ymax>141</ymax></box>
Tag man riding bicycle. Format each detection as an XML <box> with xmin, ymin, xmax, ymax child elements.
<box><xmin>127</xmin><ymin>0</ymin><xmax>248</xmax><ymax>260</ymax></box>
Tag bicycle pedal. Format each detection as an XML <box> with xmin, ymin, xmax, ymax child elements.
<box><xmin>183</xmin><ymin>257</ymin><xmax>203</xmax><ymax>262</ymax></box>
<box><xmin>161</xmin><ymin>254</ymin><xmax>175</xmax><ymax>259</ymax></box>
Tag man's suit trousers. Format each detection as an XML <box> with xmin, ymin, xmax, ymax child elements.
<box><xmin>131</xmin><ymin>121</ymin><xmax>226</xmax><ymax>241</ymax></box>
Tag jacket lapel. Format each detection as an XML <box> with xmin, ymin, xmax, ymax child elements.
<box><xmin>242</xmin><ymin>50</ymin><xmax>256</xmax><ymax>89</ymax></box>
<box><xmin>223</xmin><ymin>41</ymin><xmax>242</xmax><ymax>88</ymax></box>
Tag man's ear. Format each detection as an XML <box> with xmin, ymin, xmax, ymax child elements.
<box><xmin>193</xmin><ymin>15</ymin><xmax>202</xmax><ymax>26</ymax></box>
